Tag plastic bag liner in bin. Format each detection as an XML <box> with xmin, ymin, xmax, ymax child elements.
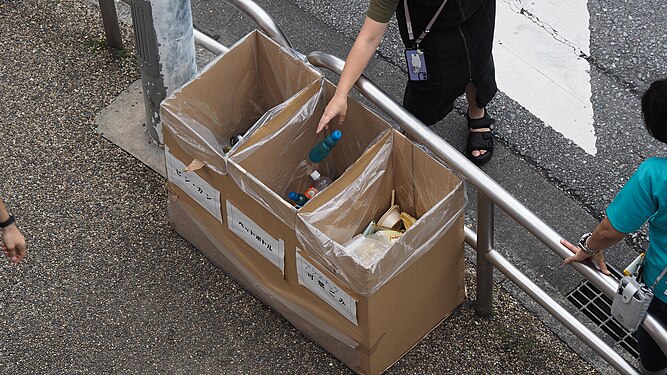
<box><xmin>295</xmin><ymin>129</ymin><xmax>467</xmax><ymax>295</ymax></box>
<box><xmin>160</xmin><ymin>30</ymin><xmax>322</xmax><ymax>174</ymax></box>
<box><xmin>226</xmin><ymin>78</ymin><xmax>392</xmax><ymax>228</ymax></box>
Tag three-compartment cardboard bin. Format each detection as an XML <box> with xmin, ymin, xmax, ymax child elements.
<box><xmin>160</xmin><ymin>30</ymin><xmax>467</xmax><ymax>374</ymax></box>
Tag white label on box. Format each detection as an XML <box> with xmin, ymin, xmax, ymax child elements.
<box><xmin>226</xmin><ymin>201</ymin><xmax>285</xmax><ymax>273</ymax></box>
<box><xmin>165</xmin><ymin>149</ymin><xmax>222</xmax><ymax>222</ymax></box>
<box><xmin>296</xmin><ymin>252</ymin><xmax>358</xmax><ymax>325</ymax></box>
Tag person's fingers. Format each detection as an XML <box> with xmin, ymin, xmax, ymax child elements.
<box><xmin>560</xmin><ymin>239</ymin><xmax>579</xmax><ymax>253</ymax></box>
<box><xmin>14</xmin><ymin>242</ymin><xmax>26</xmax><ymax>262</ymax></box>
<box><xmin>317</xmin><ymin>115</ymin><xmax>332</xmax><ymax>133</ymax></box>
<box><xmin>592</xmin><ymin>252</ymin><xmax>611</xmax><ymax>275</ymax></box>
<box><xmin>338</xmin><ymin>113</ymin><xmax>346</xmax><ymax>125</ymax></box>
<box><xmin>561</xmin><ymin>239</ymin><xmax>588</xmax><ymax>265</ymax></box>
<box><xmin>597</xmin><ymin>260</ymin><xmax>611</xmax><ymax>275</ymax></box>
<box><xmin>563</xmin><ymin>254</ymin><xmax>577</xmax><ymax>265</ymax></box>
<box><xmin>6</xmin><ymin>246</ymin><xmax>17</xmax><ymax>263</ymax></box>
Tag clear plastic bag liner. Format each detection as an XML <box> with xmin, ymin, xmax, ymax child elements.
<box><xmin>296</xmin><ymin>130</ymin><xmax>466</xmax><ymax>295</ymax></box>
<box><xmin>226</xmin><ymin>79</ymin><xmax>392</xmax><ymax>228</ymax></box>
<box><xmin>160</xmin><ymin>30</ymin><xmax>322</xmax><ymax>174</ymax></box>
<box><xmin>166</xmin><ymin>188</ymin><xmax>362</xmax><ymax>370</ymax></box>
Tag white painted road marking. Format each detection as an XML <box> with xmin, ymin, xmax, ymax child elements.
<box><xmin>495</xmin><ymin>0</ymin><xmax>597</xmax><ymax>155</ymax></box>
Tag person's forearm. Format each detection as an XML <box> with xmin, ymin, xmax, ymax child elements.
<box><xmin>587</xmin><ymin>217</ymin><xmax>626</xmax><ymax>252</ymax></box>
<box><xmin>334</xmin><ymin>17</ymin><xmax>388</xmax><ymax>100</ymax></box>
<box><xmin>0</xmin><ymin>198</ymin><xmax>10</xmax><ymax>223</ymax></box>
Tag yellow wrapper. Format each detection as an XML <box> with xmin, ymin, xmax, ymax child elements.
<box><xmin>400</xmin><ymin>211</ymin><xmax>417</xmax><ymax>230</ymax></box>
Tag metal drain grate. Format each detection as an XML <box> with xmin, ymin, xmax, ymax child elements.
<box><xmin>566</xmin><ymin>279</ymin><xmax>638</xmax><ymax>358</ymax></box>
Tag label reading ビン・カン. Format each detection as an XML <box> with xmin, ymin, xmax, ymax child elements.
<box><xmin>165</xmin><ymin>149</ymin><xmax>222</xmax><ymax>222</ymax></box>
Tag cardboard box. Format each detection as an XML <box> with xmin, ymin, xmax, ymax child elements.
<box><xmin>293</xmin><ymin>130</ymin><xmax>466</xmax><ymax>373</ymax></box>
<box><xmin>222</xmin><ymin>77</ymin><xmax>394</xmax><ymax>285</ymax></box>
<box><xmin>161</xmin><ymin>30</ymin><xmax>323</xmax><ymax>282</ymax></box>
<box><xmin>161</xmin><ymin>30</ymin><xmax>322</xmax><ymax>174</ymax></box>
<box><xmin>161</xmin><ymin>30</ymin><xmax>466</xmax><ymax>375</ymax></box>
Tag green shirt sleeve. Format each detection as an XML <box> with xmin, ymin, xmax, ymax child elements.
<box><xmin>367</xmin><ymin>0</ymin><xmax>400</xmax><ymax>23</ymax></box>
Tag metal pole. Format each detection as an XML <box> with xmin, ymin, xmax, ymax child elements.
<box><xmin>476</xmin><ymin>193</ymin><xmax>494</xmax><ymax>317</ymax></box>
<box><xmin>99</xmin><ymin>0</ymin><xmax>124</xmax><ymax>50</ymax></box>
<box><xmin>129</xmin><ymin>0</ymin><xmax>197</xmax><ymax>144</ymax></box>
<box><xmin>194</xmin><ymin>29</ymin><xmax>228</xmax><ymax>55</ymax></box>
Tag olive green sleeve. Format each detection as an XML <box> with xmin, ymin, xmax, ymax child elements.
<box><xmin>367</xmin><ymin>0</ymin><xmax>400</xmax><ymax>23</ymax></box>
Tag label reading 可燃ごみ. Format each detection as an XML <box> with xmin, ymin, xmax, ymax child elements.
<box><xmin>296</xmin><ymin>252</ymin><xmax>358</xmax><ymax>325</ymax></box>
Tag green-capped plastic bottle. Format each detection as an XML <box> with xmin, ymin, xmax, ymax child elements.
<box><xmin>309</xmin><ymin>130</ymin><xmax>342</xmax><ymax>163</ymax></box>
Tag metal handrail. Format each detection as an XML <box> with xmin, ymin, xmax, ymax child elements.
<box><xmin>306</xmin><ymin>51</ymin><xmax>667</xmax><ymax>372</ymax></box>
<box><xmin>225</xmin><ymin>0</ymin><xmax>291</xmax><ymax>49</ymax></box>
<box><xmin>115</xmin><ymin>0</ymin><xmax>667</xmax><ymax>372</ymax></box>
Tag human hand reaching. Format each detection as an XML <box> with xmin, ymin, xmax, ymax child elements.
<box><xmin>317</xmin><ymin>95</ymin><xmax>347</xmax><ymax>133</ymax></box>
<box><xmin>2</xmin><ymin>225</ymin><xmax>27</xmax><ymax>263</ymax></box>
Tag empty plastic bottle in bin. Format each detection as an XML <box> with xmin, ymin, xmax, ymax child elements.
<box><xmin>309</xmin><ymin>130</ymin><xmax>342</xmax><ymax>163</ymax></box>
<box><xmin>288</xmin><ymin>192</ymin><xmax>309</xmax><ymax>208</ymax></box>
<box><xmin>303</xmin><ymin>170</ymin><xmax>332</xmax><ymax>199</ymax></box>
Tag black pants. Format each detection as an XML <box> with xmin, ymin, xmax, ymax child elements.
<box><xmin>402</xmin><ymin>0</ymin><xmax>497</xmax><ymax>125</ymax></box>
<box><xmin>637</xmin><ymin>297</ymin><xmax>667</xmax><ymax>373</ymax></box>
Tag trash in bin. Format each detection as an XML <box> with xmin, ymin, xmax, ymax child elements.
<box><xmin>296</xmin><ymin>129</ymin><xmax>466</xmax><ymax>294</ymax></box>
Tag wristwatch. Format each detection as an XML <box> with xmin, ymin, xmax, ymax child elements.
<box><xmin>0</xmin><ymin>214</ymin><xmax>16</xmax><ymax>228</ymax></box>
<box><xmin>578</xmin><ymin>232</ymin><xmax>598</xmax><ymax>255</ymax></box>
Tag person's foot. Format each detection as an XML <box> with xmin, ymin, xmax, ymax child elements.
<box><xmin>466</xmin><ymin>110</ymin><xmax>495</xmax><ymax>165</ymax></box>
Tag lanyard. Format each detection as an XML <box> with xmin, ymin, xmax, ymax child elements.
<box><xmin>403</xmin><ymin>0</ymin><xmax>449</xmax><ymax>46</ymax></box>
<box><xmin>650</xmin><ymin>265</ymin><xmax>667</xmax><ymax>291</ymax></box>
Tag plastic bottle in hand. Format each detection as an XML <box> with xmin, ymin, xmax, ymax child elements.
<box><xmin>304</xmin><ymin>170</ymin><xmax>332</xmax><ymax>199</ymax></box>
<box><xmin>309</xmin><ymin>130</ymin><xmax>342</xmax><ymax>163</ymax></box>
<box><xmin>288</xmin><ymin>192</ymin><xmax>309</xmax><ymax>208</ymax></box>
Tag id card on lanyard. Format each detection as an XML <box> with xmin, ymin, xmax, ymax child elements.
<box><xmin>403</xmin><ymin>0</ymin><xmax>449</xmax><ymax>81</ymax></box>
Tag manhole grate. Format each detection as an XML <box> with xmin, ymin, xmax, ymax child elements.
<box><xmin>566</xmin><ymin>279</ymin><xmax>638</xmax><ymax>358</ymax></box>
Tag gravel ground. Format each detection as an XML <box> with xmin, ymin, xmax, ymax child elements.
<box><xmin>0</xmin><ymin>0</ymin><xmax>600</xmax><ymax>373</ymax></box>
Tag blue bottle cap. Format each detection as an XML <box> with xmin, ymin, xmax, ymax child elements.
<box><xmin>330</xmin><ymin>130</ymin><xmax>342</xmax><ymax>141</ymax></box>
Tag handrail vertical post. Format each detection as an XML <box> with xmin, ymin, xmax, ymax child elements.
<box><xmin>99</xmin><ymin>0</ymin><xmax>124</xmax><ymax>50</ymax></box>
<box><xmin>476</xmin><ymin>192</ymin><xmax>495</xmax><ymax>317</ymax></box>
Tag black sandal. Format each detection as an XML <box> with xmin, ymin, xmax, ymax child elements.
<box><xmin>466</xmin><ymin>112</ymin><xmax>495</xmax><ymax>165</ymax></box>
